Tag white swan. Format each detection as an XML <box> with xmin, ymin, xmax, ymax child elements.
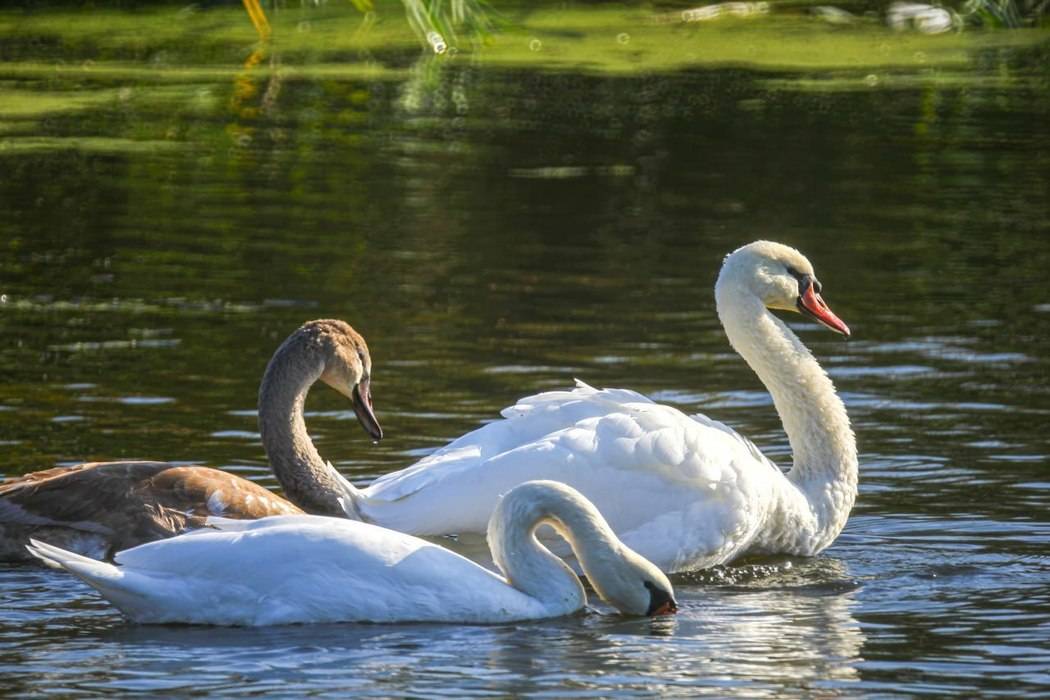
<box><xmin>27</xmin><ymin>480</ymin><xmax>677</xmax><ymax>625</ymax></box>
<box><xmin>336</xmin><ymin>241</ymin><xmax>857</xmax><ymax>573</ymax></box>
<box><xmin>0</xmin><ymin>319</ymin><xmax>382</xmax><ymax>561</ymax></box>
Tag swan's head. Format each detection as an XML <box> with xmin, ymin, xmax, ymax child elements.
<box><xmin>490</xmin><ymin>480</ymin><xmax>677</xmax><ymax>617</ymax></box>
<box><xmin>297</xmin><ymin>319</ymin><xmax>383</xmax><ymax>440</ymax></box>
<box><xmin>591</xmin><ymin>545</ymin><xmax>679</xmax><ymax>617</ymax></box>
<box><xmin>717</xmin><ymin>240</ymin><xmax>850</xmax><ymax>337</ymax></box>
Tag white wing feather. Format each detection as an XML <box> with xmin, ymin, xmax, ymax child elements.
<box><xmin>358</xmin><ymin>382</ymin><xmax>783</xmax><ymax>571</ymax></box>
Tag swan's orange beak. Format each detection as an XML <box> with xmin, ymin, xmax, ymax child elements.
<box><xmin>645</xmin><ymin>583</ymin><xmax>678</xmax><ymax>616</ymax></box>
<box><xmin>797</xmin><ymin>278</ymin><xmax>850</xmax><ymax>338</ymax></box>
<box><xmin>651</xmin><ymin>599</ymin><xmax>678</xmax><ymax>616</ymax></box>
<box><xmin>352</xmin><ymin>378</ymin><xmax>383</xmax><ymax>441</ymax></box>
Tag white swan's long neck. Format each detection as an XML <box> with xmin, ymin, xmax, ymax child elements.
<box><xmin>258</xmin><ymin>343</ymin><xmax>345</xmax><ymax>517</ymax></box>
<box><xmin>715</xmin><ymin>280</ymin><xmax>858</xmax><ymax>551</ymax></box>
<box><xmin>487</xmin><ymin>484</ymin><xmax>624</xmax><ymax>617</ymax></box>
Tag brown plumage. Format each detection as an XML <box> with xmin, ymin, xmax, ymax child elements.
<box><xmin>0</xmin><ymin>462</ymin><xmax>301</xmax><ymax>561</ymax></box>
<box><xmin>0</xmin><ymin>319</ymin><xmax>382</xmax><ymax>563</ymax></box>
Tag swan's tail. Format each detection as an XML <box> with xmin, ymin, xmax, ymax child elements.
<box><xmin>27</xmin><ymin>538</ymin><xmax>119</xmax><ymax>579</ymax></box>
<box><xmin>27</xmin><ymin>538</ymin><xmax>129</xmax><ymax>601</ymax></box>
<box><xmin>27</xmin><ymin>539</ymin><xmax>159</xmax><ymax>620</ymax></box>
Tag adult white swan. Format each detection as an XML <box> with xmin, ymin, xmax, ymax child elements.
<box><xmin>336</xmin><ymin>241</ymin><xmax>856</xmax><ymax>573</ymax></box>
<box><xmin>28</xmin><ymin>480</ymin><xmax>677</xmax><ymax>625</ymax></box>
<box><xmin>0</xmin><ymin>320</ymin><xmax>382</xmax><ymax>561</ymax></box>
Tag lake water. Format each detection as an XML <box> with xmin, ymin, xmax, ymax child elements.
<box><xmin>1</xmin><ymin>3</ymin><xmax>1049</xmax><ymax>696</ymax></box>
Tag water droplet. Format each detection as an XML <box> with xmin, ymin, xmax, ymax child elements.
<box><xmin>617</xmin><ymin>32</ymin><xmax>630</xmax><ymax>45</ymax></box>
<box><xmin>0</xmin><ymin>294</ymin><xmax>7</xmax><ymax>304</ymax></box>
<box><xmin>865</xmin><ymin>74</ymin><xmax>879</xmax><ymax>87</ymax></box>
<box><xmin>529</xmin><ymin>38</ymin><xmax>542</xmax><ymax>52</ymax></box>
<box><xmin>426</xmin><ymin>31</ymin><xmax>447</xmax><ymax>54</ymax></box>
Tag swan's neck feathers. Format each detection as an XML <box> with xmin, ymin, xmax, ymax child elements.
<box><xmin>258</xmin><ymin>343</ymin><xmax>345</xmax><ymax>517</ymax></box>
<box><xmin>487</xmin><ymin>484</ymin><xmax>610</xmax><ymax>617</ymax></box>
<box><xmin>716</xmin><ymin>282</ymin><xmax>858</xmax><ymax>552</ymax></box>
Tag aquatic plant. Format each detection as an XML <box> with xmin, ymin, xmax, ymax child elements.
<box><xmin>241</xmin><ymin>0</ymin><xmax>496</xmax><ymax>51</ymax></box>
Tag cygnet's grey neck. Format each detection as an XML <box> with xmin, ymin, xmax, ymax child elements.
<box><xmin>257</xmin><ymin>342</ymin><xmax>346</xmax><ymax>517</ymax></box>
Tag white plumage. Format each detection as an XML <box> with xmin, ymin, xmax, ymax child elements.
<box><xmin>357</xmin><ymin>383</ymin><xmax>778</xmax><ymax>571</ymax></box>
<box><xmin>343</xmin><ymin>241</ymin><xmax>858</xmax><ymax>573</ymax></box>
<box><xmin>28</xmin><ymin>481</ymin><xmax>676</xmax><ymax>626</ymax></box>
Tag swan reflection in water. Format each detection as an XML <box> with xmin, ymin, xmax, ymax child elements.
<box><xmin>484</xmin><ymin>557</ymin><xmax>866</xmax><ymax>694</ymax></box>
<box><xmin>669</xmin><ymin>559</ymin><xmax>865</xmax><ymax>690</ymax></box>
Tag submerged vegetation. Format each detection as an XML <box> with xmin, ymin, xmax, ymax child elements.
<box><xmin>0</xmin><ymin>1</ymin><xmax>1046</xmax><ymax>157</ymax></box>
<box><xmin>0</xmin><ymin>1</ymin><xmax>1047</xmax><ymax>68</ymax></box>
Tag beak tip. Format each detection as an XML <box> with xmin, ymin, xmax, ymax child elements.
<box><xmin>351</xmin><ymin>383</ymin><xmax>383</xmax><ymax>443</ymax></box>
<box><xmin>649</xmin><ymin>599</ymin><xmax>678</xmax><ymax>616</ymax></box>
<box><xmin>799</xmin><ymin>288</ymin><xmax>850</xmax><ymax>339</ymax></box>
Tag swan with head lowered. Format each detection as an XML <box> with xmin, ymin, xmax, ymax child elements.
<box><xmin>0</xmin><ymin>319</ymin><xmax>382</xmax><ymax>562</ymax></box>
<box><xmin>27</xmin><ymin>480</ymin><xmax>677</xmax><ymax>625</ymax></box>
<box><xmin>333</xmin><ymin>241</ymin><xmax>857</xmax><ymax>574</ymax></box>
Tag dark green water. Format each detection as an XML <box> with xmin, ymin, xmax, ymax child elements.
<box><xmin>1</xmin><ymin>4</ymin><xmax>1049</xmax><ymax>697</ymax></box>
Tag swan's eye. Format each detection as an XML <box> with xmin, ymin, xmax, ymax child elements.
<box><xmin>786</xmin><ymin>266</ymin><xmax>821</xmax><ymax>295</ymax></box>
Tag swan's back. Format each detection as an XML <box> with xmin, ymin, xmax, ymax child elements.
<box><xmin>365</xmin><ymin>382</ymin><xmax>654</xmax><ymax>500</ymax></box>
<box><xmin>42</xmin><ymin>515</ymin><xmax>548</xmax><ymax>625</ymax></box>
<box><xmin>359</xmin><ymin>382</ymin><xmax>783</xmax><ymax>571</ymax></box>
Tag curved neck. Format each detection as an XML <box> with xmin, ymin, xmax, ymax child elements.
<box><xmin>257</xmin><ymin>344</ymin><xmax>344</xmax><ymax>517</ymax></box>
<box><xmin>487</xmin><ymin>485</ymin><xmax>625</xmax><ymax>616</ymax></box>
<box><xmin>715</xmin><ymin>281</ymin><xmax>858</xmax><ymax>546</ymax></box>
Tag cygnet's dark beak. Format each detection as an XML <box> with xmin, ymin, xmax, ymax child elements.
<box><xmin>351</xmin><ymin>377</ymin><xmax>383</xmax><ymax>441</ymax></box>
